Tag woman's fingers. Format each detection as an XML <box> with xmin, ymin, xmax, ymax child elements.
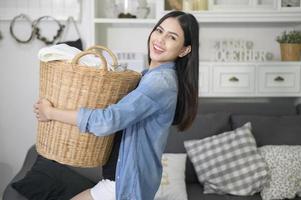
<box><xmin>33</xmin><ymin>103</ymin><xmax>39</xmax><ymax>114</ymax></box>
<box><xmin>33</xmin><ymin>98</ymin><xmax>52</xmax><ymax>122</ymax></box>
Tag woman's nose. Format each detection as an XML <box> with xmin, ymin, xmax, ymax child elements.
<box><xmin>157</xmin><ymin>34</ymin><xmax>166</xmax><ymax>44</ymax></box>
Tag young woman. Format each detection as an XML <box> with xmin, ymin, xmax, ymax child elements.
<box><xmin>34</xmin><ymin>10</ymin><xmax>199</xmax><ymax>200</ymax></box>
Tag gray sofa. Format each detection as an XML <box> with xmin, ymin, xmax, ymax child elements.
<box><xmin>3</xmin><ymin>100</ymin><xmax>301</xmax><ymax>200</ymax></box>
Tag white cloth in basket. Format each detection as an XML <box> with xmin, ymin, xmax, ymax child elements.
<box><xmin>38</xmin><ymin>44</ymin><xmax>103</xmax><ymax>68</ymax></box>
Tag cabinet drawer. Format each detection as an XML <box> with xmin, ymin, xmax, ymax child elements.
<box><xmin>199</xmin><ymin>66</ymin><xmax>209</xmax><ymax>95</ymax></box>
<box><xmin>258</xmin><ymin>66</ymin><xmax>301</xmax><ymax>93</ymax></box>
<box><xmin>213</xmin><ymin>66</ymin><xmax>255</xmax><ymax>93</ymax></box>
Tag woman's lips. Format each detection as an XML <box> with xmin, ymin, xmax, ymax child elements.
<box><xmin>153</xmin><ymin>43</ymin><xmax>164</xmax><ymax>54</ymax></box>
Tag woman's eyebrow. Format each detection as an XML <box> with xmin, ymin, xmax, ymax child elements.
<box><xmin>158</xmin><ymin>25</ymin><xmax>179</xmax><ymax>37</ymax></box>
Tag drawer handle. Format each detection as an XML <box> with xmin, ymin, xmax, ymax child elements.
<box><xmin>274</xmin><ymin>76</ymin><xmax>285</xmax><ymax>82</ymax></box>
<box><xmin>229</xmin><ymin>76</ymin><xmax>239</xmax><ymax>82</ymax></box>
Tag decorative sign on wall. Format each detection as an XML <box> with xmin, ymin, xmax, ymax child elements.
<box><xmin>212</xmin><ymin>39</ymin><xmax>274</xmax><ymax>62</ymax></box>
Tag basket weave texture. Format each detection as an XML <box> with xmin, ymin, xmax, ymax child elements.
<box><xmin>36</xmin><ymin>47</ymin><xmax>141</xmax><ymax>167</ymax></box>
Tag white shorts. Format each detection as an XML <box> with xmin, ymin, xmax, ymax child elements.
<box><xmin>90</xmin><ymin>179</ymin><xmax>116</xmax><ymax>200</ymax></box>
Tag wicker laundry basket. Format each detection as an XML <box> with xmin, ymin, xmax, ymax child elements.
<box><xmin>36</xmin><ymin>46</ymin><xmax>141</xmax><ymax>167</ymax></box>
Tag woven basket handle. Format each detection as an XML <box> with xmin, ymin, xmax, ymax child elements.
<box><xmin>86</xmin><ymin>45</ymin><xmax>118</xmax><ymax>68</ymax></box>
<box><xmin>72</xmin><ymin>50</ymin><xmax>108</xmax><ymax>71</ymax></box>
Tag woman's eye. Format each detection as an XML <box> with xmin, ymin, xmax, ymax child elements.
<box><xmin>169</xmin><ymin>35</ymin><xmax>176</xmax><ymax>41</ymax></box>
<box><xmin>156</xmin><ymin>28</ymin><xmax>163</xmax><ymax>33</ymax></box>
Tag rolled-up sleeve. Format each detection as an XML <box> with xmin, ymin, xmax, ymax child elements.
<box><xmin>77</xmin><ymin>89</ymin><xmax>160</xmax><ymax>136</ymax></box>
<box><xmin>76</xmin><ymin>70</ymin><xmax>177</xmax><ymax>137</ymax></box>
<box><xmin>77</xmin><ymin>108</ymin><xmax>93</xmax><ymax>132</ymax></box>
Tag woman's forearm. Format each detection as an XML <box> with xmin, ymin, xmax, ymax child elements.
<box><xmin>47</xmin><ymin>107</ymin><xmax>78</xmax><ymax>126</ymax></box>
<box><xmin>34</xmin><ymin>99</ymin><xmax>79</xmax><ymax>126</ymax></box>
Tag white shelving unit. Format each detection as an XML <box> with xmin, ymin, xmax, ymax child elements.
<box><xmin>156</xmin><ymin>0</ymin><xmax>301</xmax><ymax>22</ymax></box>
<box><xmin>91</xmin><ymin>0</ymin><xmax>301</xmax><ymax>97</ymax></box>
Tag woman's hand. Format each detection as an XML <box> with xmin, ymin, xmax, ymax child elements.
<box><xmin>33</xmin><ymin>98</ymin><xmax>53</xmax><ymax>122</ymax></box>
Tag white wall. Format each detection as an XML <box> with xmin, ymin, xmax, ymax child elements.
<box><xmin>0</xmin><ymin>0</ymin><xmax>93</xmax><ymax>195</ymax></box>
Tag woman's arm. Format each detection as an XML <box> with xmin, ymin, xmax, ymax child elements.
<box><xmin>33</xmin><ymin>99</ymin><xmax>77</xmax><ymax>125</ymax></box>
<box><xmin>34</xmin><ymin>71</ymin><xmax>176</xmax><ymax>136</ymax></box>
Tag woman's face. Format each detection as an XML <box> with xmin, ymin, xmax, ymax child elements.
<box><xmin>149</xmin><ymin>17</ymin><xmax>190</xmax><ymax>67</ymax></box>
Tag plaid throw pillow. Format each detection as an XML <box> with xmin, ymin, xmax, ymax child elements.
<box><xmin>184</xmin><ymin>122</ymin><xmax>268</xmax><ymax>196</ymax></box>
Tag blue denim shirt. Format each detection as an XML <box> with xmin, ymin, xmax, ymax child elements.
<box><xmin>77</xmin><ymin>62</ymin><xmax>178</xmax><ymax>200</ymax></box>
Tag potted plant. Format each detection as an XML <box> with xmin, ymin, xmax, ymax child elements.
<box><xmin>276</xmin><ymin>30</ymin><xmax>301</xmax><ymax>61</ymax></box>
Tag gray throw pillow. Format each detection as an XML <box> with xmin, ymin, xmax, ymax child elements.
<box><xmin>231</xmin><ymin>115</ymin><xmax>301</xmax><ymax>146</ymax></box>
<box><xmin>184</xmin><ymin>123</ymin><xmax>269</xmax><ymax>196</ymax></box>
<box><xmin>166</xmin><ymin>113</ymin><xmax>231</xmax><ymax>184</ymax></box>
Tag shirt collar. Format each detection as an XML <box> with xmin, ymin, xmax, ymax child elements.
<box><xmin>141</xmin><ymin>62</ymin><xmax>175</xmax><ymax>76</ymax></box>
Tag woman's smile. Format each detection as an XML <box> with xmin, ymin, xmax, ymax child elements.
<box><xmin>149</xmin><ymin>17</ymin><xmax>188</xmax><ymax>68</ymax></box>
<box><xmin>152</xmin><ymin>43</ymin><xmax>165</xmax><ymax>54</ymax></box>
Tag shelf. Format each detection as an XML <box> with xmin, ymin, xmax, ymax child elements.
<box><xmin>158</xmin><ymin>10</ymin><xmax>301</xmax><ymax>23</ymax></box>
<box><xmin>94</xmin><ymin>10</ymin><xmax>301</xmax><ymax>24</ymax></box>
<box><xmin>94</xmin><ymin>18</ymin><xmax>157</xmax><ymax>24</ymax></box>
<box><xmin>199</xmin><ymin>61</ymin><xmax>301</xmax><ymax>65</ymax></box>
<box><xmin>95</xmin><ymin>12</ymin><xmax>301</xmax><ymax>24</ymax></box>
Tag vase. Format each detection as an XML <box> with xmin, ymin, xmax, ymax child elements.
<box><xmin>280</xmin><ymin>43</ymin><xmax>301</xmax><ymax>61</ymax></box>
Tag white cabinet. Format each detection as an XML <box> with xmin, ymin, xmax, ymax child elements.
<box><xmin>258</xmin><ymin>64</ymin><xmax>301</xmax><ymax>95</ymax></box>
<box><xmin>200</xmin><ymin>62</ymin><xmax>301</xmax><ymax>97</ymax></box>
<box><xmin>199</xmin><ymin>66</ymin><xmax>210</xmax><ymax>95</ymax></box>
<box><xmin>212</xmin><ymin>65</ymin><xmax>255</xmax><ymax>95</ymax></box>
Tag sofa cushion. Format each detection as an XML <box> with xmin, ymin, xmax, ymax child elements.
<box><xmin>184</xmin><ymin>123</ymin><xmax>268</xmax><ymax>196</ymax></box>
<box><xmin>259</xmin><ymin>145</ymin><xmax>301</xmax><ymax>200</ymax></box>
<box><xmin>166</xmin><ymin>113</ymin><xmax>231</xmax><ymax>183</ymax></box>
<box><xmin>231</xmin><ymin>115</ymin><xmax>301</xmax><ymax>146</ymax></box>
<box><xmin>11</xmin><ymin>155</ymin><xmax>95</xmax><ymax>200</ymax></box>
<box><xmin>155</xmin><ymin>153</ymin><xmax>187</xmax><ymax>200</ymax></box>
<box><xmin>198</xmin><ymin>102</ymin><xmax>297</xmax><ymax>115</ymax></box>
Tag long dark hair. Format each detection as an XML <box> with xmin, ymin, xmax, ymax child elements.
<box><xmin>147</xmin><ymin>11</ymin><xmax>199</xmax><ymax>131</ymax></box>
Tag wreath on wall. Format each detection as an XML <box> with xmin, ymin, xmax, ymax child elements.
<box><xmin>9</xmin><ymin>14</ymin><xmax>65</xmax><ymax>45</ymax></box>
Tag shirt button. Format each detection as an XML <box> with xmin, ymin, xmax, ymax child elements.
<box><xmin>117</xmin><ymin>176</ymin><xmax>120</xmax><ymax>179</ymax></box>
<box><xmin>118</xmin><ymin>159</ymin><xmax>120</xmax><ymax>162</ymax></box>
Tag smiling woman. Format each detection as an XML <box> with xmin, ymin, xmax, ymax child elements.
<box><xmin>34</xmin><ymin>10</ymin><xmax>199</xmax><ymax>200</ymax></box>
<box><xmin>148</xmin><ymin>17</ymin><xmax>191</xmax><ymax>68</ymax></box>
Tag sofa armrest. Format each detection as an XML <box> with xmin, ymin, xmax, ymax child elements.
<box><xmin>3</xmin><ymin>145</ymin><xmax>37</xmax><ymax>200</ymax></box>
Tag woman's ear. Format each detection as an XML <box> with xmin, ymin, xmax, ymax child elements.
<box><xmin>179</xmin><ymin>45</ymin><xmax>191</xmax><ymax>58</ymax></box>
